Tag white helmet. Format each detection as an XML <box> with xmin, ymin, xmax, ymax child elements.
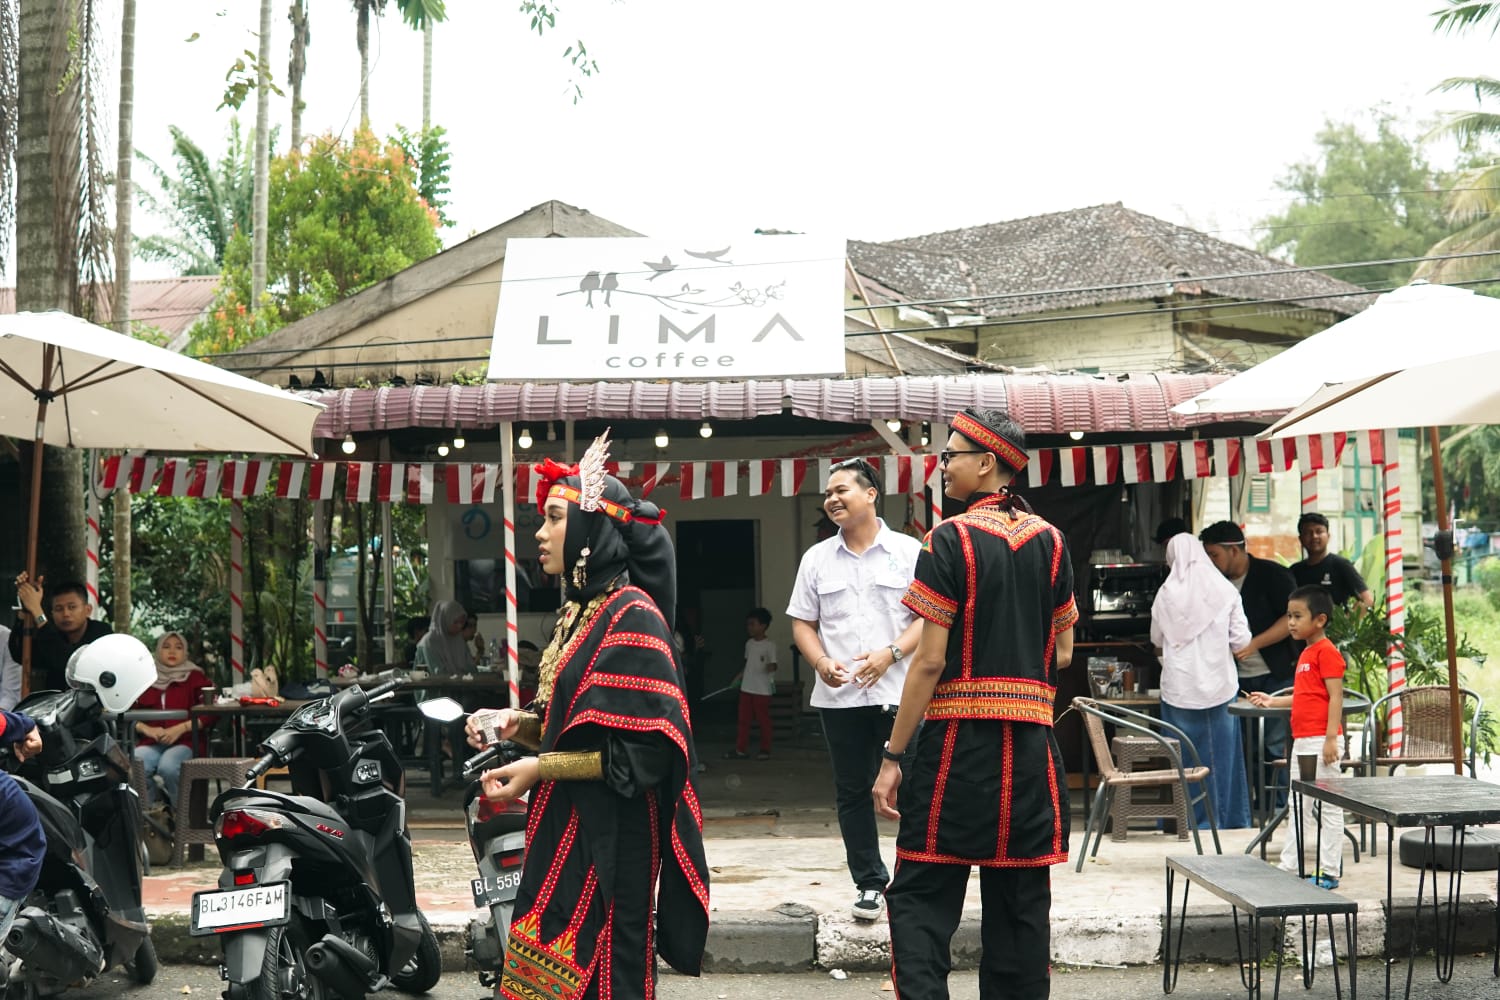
<box><xmin>67</xmin><ymin>634</ymin><xmax>157</xmax><ymax>713</ymax></box>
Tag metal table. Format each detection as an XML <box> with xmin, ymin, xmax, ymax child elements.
<box><xmin>1229</xmin><ymin>693</ymin><xmax>1371</xmax><ymax>856</ymax></box>
<box><xmin>1292</xmin><ymin>775</ymin><xmax>1500</xmax><ymax>999</ymax></box>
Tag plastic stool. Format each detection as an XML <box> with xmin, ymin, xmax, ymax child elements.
<box><xmin>172</xmin><ymin>757</ymin><xmax>254</xmax><ymax>866</ymax></box>
<box><xmin>1110</xmin><ymin>735</ymin><xmax>1189</xmax><ymax>841</ymax></box>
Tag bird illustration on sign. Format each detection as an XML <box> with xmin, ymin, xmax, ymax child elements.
<box><xmin>556</xmin><ymin>246</ymin><xmax>783</xmax><ymax>313</ymax></box>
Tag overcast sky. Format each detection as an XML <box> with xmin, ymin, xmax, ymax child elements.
<box><xmin>116</xmin><ymin>1</ymin><xmax>1500</xmax><ymax>263</ymax></box>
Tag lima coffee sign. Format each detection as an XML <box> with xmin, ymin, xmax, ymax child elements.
<box><xmin>489</xmin><ymin>235</ymin><xmax>846</xmax><ymax>381</ymax></box>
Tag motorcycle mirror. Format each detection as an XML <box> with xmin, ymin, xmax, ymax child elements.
<box><xmin>417</xmin><ymin>697</ymin><xmax>465</xmax><ymax>723</ymax></box>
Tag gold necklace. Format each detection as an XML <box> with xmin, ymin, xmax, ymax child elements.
<box><xmin>535</xmin><ymin>586</ymin><xmax>615</xmax><ymax>705</ymax></box>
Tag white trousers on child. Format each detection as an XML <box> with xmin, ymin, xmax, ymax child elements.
<box><xmin>1279</xmin><ymin>735</ymin><xmax>1344</xmax><ymax>878</ymax></box>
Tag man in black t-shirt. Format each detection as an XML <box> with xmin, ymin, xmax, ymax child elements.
<box><xmin>9</xmin><ymin>575</ymin><xmax>112</xmax><ymax>692</ymax></box>
<box><xmin>1290</xmin><ymin>512</ymin><xmax>1374</xmax><ymax>610</ymax></box>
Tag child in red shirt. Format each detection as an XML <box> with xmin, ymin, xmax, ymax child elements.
<box><xmin>1248</xmin><ymin>585</ymin><xmax>1345</xmax><ymax>887</ymax></box>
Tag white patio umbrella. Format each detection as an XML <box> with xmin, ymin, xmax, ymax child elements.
<box><xmin>1173</xmin><ymin>280</ymin><xmax>1500</xmax><ymax>416</ymax></box>
<box><xmin>1</xmin><ymin>311</ymin><xmax>323</xmax><ymax>693</ymax></box>
<box><xmin>1261</xmin><ymin>350</ymin><xmax>1500</xmax><ymax>775</ymax></box>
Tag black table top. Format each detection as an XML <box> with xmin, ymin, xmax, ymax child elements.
<box><xmin>1292</xmin><ymin>774</ymin><xmax>1500</xmax><ymax>827</ymax></box>
<box><xmin>1227</xmin><ymin>693</ymin><xmax>1371</xmax><ymax>719</ymax></box>
<box><xmin>1166</xmin><ymin>855</ymin><xmax>1357</xmax><ymax>916</ymax></box>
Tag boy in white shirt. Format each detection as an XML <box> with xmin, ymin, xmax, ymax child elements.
<box><xmin>726</xmin><ymin>607</ymin><xmax>778</xmax><ymax>761</ymax></box>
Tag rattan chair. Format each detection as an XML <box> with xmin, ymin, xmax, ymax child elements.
<box><xmin>172</xmin><ymin>757</ymin><xmax>255</xmax><ymax>866</ymax></box>
<box><xmin>1363</xmin><ymin>685</ymin><xmax>1484</xmax><ymax>777</ymax></box>
<box><xmin>1072</xmin><ymin>696</ymin><xmax>1222</xmax><ymax>872</ymax></box>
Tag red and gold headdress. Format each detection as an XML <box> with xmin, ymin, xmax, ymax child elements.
<box><xmin>951</xmin><ymin>408</ymin><xmax>1028</xmax><ymax>473</ymax></box>
<box><xmin>532</xmin><ymin>429</ymin><xmax>664</xmax><ymax>525</ymax></box>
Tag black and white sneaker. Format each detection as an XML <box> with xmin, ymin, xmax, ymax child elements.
<box><xmin>850</xmin><ymin>889</ymin><xmax>885</xmax><ymax>921</ymax></box>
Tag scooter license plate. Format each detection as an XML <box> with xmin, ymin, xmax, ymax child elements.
<box><xmin>189</xmin><ymin>881</ymin><xmax>292</xmax><ymax>936</ymax></box>
<box><xmin>471</xmin><ymin>869</ymin><xmax>522</xmax><ymax>908</ymax></box>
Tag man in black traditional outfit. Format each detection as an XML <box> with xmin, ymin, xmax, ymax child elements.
<box><xmin>873</xmin><ymin>407</ymin><xmax>1078</xmax><ymax>1000</ymax></box>
<box><xmin>466</xmin><ymin>432</ymin><xmax>709</xmax><ymax>1000</ymax></box>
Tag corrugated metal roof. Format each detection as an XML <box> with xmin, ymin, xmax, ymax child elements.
<box><xmin>0</xmin><ymin>276</ymin><xmax>218</xmax><ymax>338</ymax></box>
<box><xmin>307</xmin><ymin>372</ymin><xmax>1265</xmax><ymax>438</ymax></box>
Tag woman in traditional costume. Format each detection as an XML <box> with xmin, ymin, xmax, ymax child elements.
<box><xmin>465</xmin><ymin>431</ymin><xmax>709</xmax><ymax>1000</ymax></box>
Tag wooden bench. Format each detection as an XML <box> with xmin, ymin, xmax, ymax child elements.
<box><xmin>1163</xmin><ymin>854</ymin><xmax>1358</xmax><ymax>1000</ymax></box>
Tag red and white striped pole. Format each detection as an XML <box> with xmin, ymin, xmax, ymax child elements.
<box><xmin>500</xmin><ymin>421</ymin><xmax>521</xmax><ymax>709</ymax></box>
<box><xmin>312</xmin><ymin>501</ymin><xmax>329</xmax><ymax>680</ymax></box>
<box><xmin>1382</xmin><ymin>430</ymin><xmax>1405</xmax><ymax>754</ymax></box>
<box><xmin>230</xmin><ymin>500</ymin><xmax>245</xmax><ymax>684</ymax></box>
<box><xmin>85</xmin><ymin>451</ymin><xmax>102</xmax><ymax>615</ymax></box>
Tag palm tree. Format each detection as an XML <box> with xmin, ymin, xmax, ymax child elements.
<box><xmin>113</xmin><ymin>0</ymin><xmax>138</xmax><ymax>631</ymax></box>
<box><xmin>1</xmin><ymin>0</ymin><xmax>113</xmax><ymax>588</ymax></box>
<box><xmin>135</xmin><ymin>121</ymin><xmax>259</xmax><ymax>276</ymax></box>
<box><xmin>350</xmin><ymin>0</ymin><xmax>445</xmax><ymax>126</ymax></box>
<box><xmin>1419</xmin><ymin>3</ymin><xmax>1500</xmax><ymax>284</ymax></box>
<box><xmin>253</xmin><ymin>0</ymin><xmax>273</xmax><ymax>308</ymax></box>
<box><xmin>288</xmin><ymin>0</ymin><xmax>310</xmax><ymax>150</ymax></box>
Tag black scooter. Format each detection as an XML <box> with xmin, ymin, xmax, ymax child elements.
<box><xmin>417</xmin><ymin>699</ymin><xmax>527</xmax><ymax>996</ymax></box>
<box><xmin>1</xmin><ymin>687</ymin><xmax>157</xmax><ymax>1000</ymax></box>
<box><xmin>196</xmin><ymin>680</ymin><xmax>440</xmax><ymax>1000</ymax></box>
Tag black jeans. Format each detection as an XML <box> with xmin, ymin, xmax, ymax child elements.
<box><xmin>887</xmin><ymin>859</ymin><xmax>1052</xmax><ymax>999</ymax></box>
<box><xmin>819</xmin><ymin>705</ymin><xmax>896</xmax><ymax>892</ymax></box>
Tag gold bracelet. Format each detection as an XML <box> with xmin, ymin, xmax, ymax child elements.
<box><xmin>537</xmin><ymin>750</ymin><xmax>604</xmax><ymax>781</ymax></box>
<box><xmin>512</xmin><ymin>713</ymin><xmax>543</xmax><ymax>750</ymax></box>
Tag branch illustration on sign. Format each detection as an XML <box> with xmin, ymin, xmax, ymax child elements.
<box><xmin>558</xmin><ymin>246</ymin><xmax>780</xmax><ymax>313</ymax></box>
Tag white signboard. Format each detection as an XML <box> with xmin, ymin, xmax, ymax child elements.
<box><xmin>489</xmin><ymin>235</ymin><xmax>846</xmax><ymax>381</ymax></box>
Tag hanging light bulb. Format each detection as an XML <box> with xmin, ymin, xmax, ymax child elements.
<box><xmin>699</xmin><ymin>421</ymin><xmax>713</xmax><ymax>439</ymax></box>
<box><xmin>920</xmin><ymin>434</ymin><xmax>930</xmax><ymax>446</ymax></box>
<box><xmin>452</xmin><ymin>424</ymin><xmax>466</xmax><ymax>449</ymax></box>
<box><xmin>885</xmin><ymin>419</ymin><xmax>902</xmax><ymax>432</ymax></box>
<box><xmin>517</xmin><ymin>426</ymin><xmax>533</xmax><ymax>449</ymax></box>
<box><xmin>1069</xmin><ymin>430</ymin><xmax>1085</xmax><ymax>441</ymax></box>
<box><xmin>546</xmin><ymin>422</ymin><xmax>558</xmax><ymax>442</ymax></box>
<box><xmin>436</xmin><ymin>442</ymin><xmax>450</xmax><ymax>457</ymax></box>
<box><xmin>341</xmin><ymin>433</ymin><xmax>356</xmax><ymax>455</ymax></box>
<box><xmin>654</xmin><ymin>428</ymin><xmax>670</xmax><ymax>449</ymax></box>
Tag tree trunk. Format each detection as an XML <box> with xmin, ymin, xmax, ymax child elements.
<box><xmin>288</xmin><ymin>1</ymin><xmax>308</xmax><ymax>150</ymax></box>
<box><xmin>112</xmin><ymin>0</ymin><xmax>137</xmax><ymax>630</ymax></box>
<box><xmin>251</xmin><ymin>0</ymin><xmax>272</xmax><ymax>308</ymax></box>
<box><xmin>17</xmin><ymin>1</ymin><xmax>85</xmax><ymax>591</ymax></box>
<box><xmin>421</xmin><ymin>18</ymin><xmax>432</xmax><ymax>131</ymax></box>
<box><xmin>357</xmin><ymin>5</ymin><xmax>370</xmax><ymax>127</ymax></box>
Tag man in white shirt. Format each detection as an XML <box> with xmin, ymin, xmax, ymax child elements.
<box><xmin>788</xmin><ymin>459</ymin><xmax>922</xmax><ymax>922</ymax></box>
<box><xmin>0</xmin><ymin>626</ymin><xmax>18</xmax><ymax>711</ymax></box>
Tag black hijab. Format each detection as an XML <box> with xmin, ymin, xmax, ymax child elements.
<box><xmin>555</xmin><ymin>473</ymin><xmax>677</xmax><ymax>631</ymax></box>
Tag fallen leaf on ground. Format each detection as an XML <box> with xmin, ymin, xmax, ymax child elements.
<box><xmin>881</xmin><ymin>980</ymin><xmax>894</xmax><ymax>991</ymax></box>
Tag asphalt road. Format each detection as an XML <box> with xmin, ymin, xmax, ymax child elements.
<box><xmin>59</xmin><ymin>955</ymin><xmax>1500</xmax><ymax>999</ymax></box>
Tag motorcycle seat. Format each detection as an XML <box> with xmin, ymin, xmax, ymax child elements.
<box><xmin>213</xmin><ymin>786</ymin><xmax>347</xmax><ymax>826</ymax></box>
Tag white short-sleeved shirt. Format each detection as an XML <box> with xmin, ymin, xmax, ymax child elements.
<box><xmin>1150</xmin><ymin>600</ymin><xmax>1251</xmax><ymax>710</ymax></box>
<box><xmin>741</xmin><ymin>637</ymin><xmax>778</xmax><ymax>696</ymax></box>
<box><xmin>786</xmin><ymin>519</ymin><xmax>923</xmax><ymax>709</ymax></box>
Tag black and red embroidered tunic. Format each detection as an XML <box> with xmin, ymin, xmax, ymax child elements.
<box><xmin>898</xmin><ymin>493</ymin><xmax>1079</xmax><ymax>867</ymax></box>
<box><xmin>500</xmin><ymin>586</ymin><xmax>710</xmax><ymax>1000</ymax></box>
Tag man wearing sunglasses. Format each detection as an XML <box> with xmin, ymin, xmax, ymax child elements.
<box><xmin>787</xmin><ymin>457</ymin><xmax>922</xmax><ymax>923</ymax></box>
<box><xmin>873</xmin><ymin>407</ymin><xmax>1078</xmax><ymax>999</ymax></box>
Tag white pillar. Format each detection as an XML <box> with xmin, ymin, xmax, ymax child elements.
<box><xmin>86</xmin><ymin>451</ymin><xmax>102</xmax><ymax>616</ymax></box>
<box><xmin>230</xmin><ymin>499</ymin><xmax>246</xmax><ymax>683</ymax></box>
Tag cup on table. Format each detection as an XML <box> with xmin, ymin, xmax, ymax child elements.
<box><xmin>1297</xmin><ymin>754</ymin><xmax>1319</xmax><ymax>782</ymax></box>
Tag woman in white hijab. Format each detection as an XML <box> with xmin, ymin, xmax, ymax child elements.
<box><xmin>1150</xmin><ymin>534</ymin><xmax>1253</xmax><ymax>829</ymax></box>
<box><xmin>415</xmin><ymin>600</ymin><xmax>473</xmax><ymax>676</ymax></box>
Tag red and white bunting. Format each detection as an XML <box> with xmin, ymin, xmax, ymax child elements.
<box><xmin>747</xmin><ymin>459</ymin><xmax>774</xmax><ymax>496</ymax></box>
<box><xmin>345</xmin><ymin>462</ymin><xmax>374</xmax><ymax>502</ymax></box>
<box><xmin>680</xmin><ymin>461</ymin><xmax>707</xmax><ymax>500</ymax></box>
<box><xmin>884</xmin><ymin>455</ymin><xmax>913</xmax><ymax>495</ymax></box>
<box><xmin>1091</xmin><ymin>446</ymin><xmax>1117</xmax><ymax>485</ymax></box>
<box><xmin>1059</xmin><ymin>448</ymin><xmax>1088</xmax><ymax>487</ymax></box>
<box><xmin>446</xmin><ymin>463</ymin><xmax>499</xmax><ymax>505</ymax></box>
<box><xmin>1119</xmin><ymin>445</ymin><xmax>1147</xmax><ymax>485</ymax></box>
<box><xmin>780</xmin><ymin>459</ymin><xmax>808</xmax><ymax>497</ymax></box>
<box><xmin>1180</xmin><ymin>441</ymin><xmax>1211</xmax><ymax>479</ymax></box>
<box><xmin>711</xmin><ymin>461</ymin><xmax>736</xmax><ymax>497</ymax></box>
<box><xmin>817</xmin><ymin>459</ymin><xmax>832</xmax><ymax>488</ymax></box>
<box><xmin>308</xmin><ymin>463</ymin><xmax>338</xmax><ymax>501</ymax></box>
<box><xmin>373</xmin><ymin>463</ymin><xmax>401</xmax><ymax>503</ymax></box>
<box><xmin>276</xmin><ymin>461</ymin><xmax>305</xmax><ymax>499</ymax></box>
<box><xmin>1152</xmin><ymin>442</ymin><xmax>1176</xmax><ymax>483</ymax></box>
<box><xmin>514</xmin><ymin>464</ymin><xmax>533</xmax><ymax>505</ymax></box>
<box><xmin>406</xmin><ymin>464</ymin><xmax>434</xmax><ymax>504</ymax></box>
<box><xmin>638</xmin><ymin>462</ymin><xmax>671</xmax><ymax>498</ymax></box>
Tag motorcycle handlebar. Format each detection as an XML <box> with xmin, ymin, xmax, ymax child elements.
<box><xmin>462</xmin><ymin>741</ymin><xmax>523</xmax><ymax>779</ymax></box>
<box><xmin>245</xmin><ymin>753</ymin><xmax>278</xmax><ymax>782</ymax></box>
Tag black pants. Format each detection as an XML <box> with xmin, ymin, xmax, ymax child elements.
<box><xmin>819</xmin><ymin>705</ymin><xmax>894</xmax><ymax>891</ymax></box>
<box><xmin>887</xmin><ymin>859</ymin><xmax>1052</xmax><ymax>1000</ymax></box>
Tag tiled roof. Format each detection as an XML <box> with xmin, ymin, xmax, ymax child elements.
<box><xmin>0</xmin><ymin>276</ymin><xmax>218</xmax><ymax>338</ymax></box>
<box><xmin>307</xmin><ymin>372</ymin><xmax>1264</xmax><ymax>438</ymax></box>
<box><xmin>848</xmin><ymin>203</ymin><xmax>1370</xmax><ymax>319</ymax></box>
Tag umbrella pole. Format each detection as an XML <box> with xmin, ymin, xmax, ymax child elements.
<box><xmin>20</xmin><ymin>347</ymin><xmax>57</xmax><ymax>699</ymax></box>
<box><xmin>1427</xmin><ymin>426</ymin><xmax>1464</xmax><ymax>775</ymax></box>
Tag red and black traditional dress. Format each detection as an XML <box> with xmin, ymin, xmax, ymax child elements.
<box><xmin>887</xmin><ymin>490</ymin><xmax>1078</xmax><ymax>1000</ymax></box>
<box><xmin>501</xmin><ymin>465</ymin><xmax>709</xmax><ymax>1000</ymax></box>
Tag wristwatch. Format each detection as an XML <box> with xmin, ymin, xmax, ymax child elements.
<box><xmin>33</xmin><ymin>612</ymin><xmax>47</xmax><ymax>628</ymax></box>
<box><xmin>887</xmin><ymin>643</ymin><xmax>903</xmax><ymax>662</ymax></box>
<box><xmin>881</xmin><ymin>740</ymin><xmax>905</xmax><ymax>762</ymax></box>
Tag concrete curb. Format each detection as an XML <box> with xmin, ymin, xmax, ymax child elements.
<box><xmin>145</xmin><ymin>893</ymin><xmax>1497</xmax><ymax>973</ymax></box>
